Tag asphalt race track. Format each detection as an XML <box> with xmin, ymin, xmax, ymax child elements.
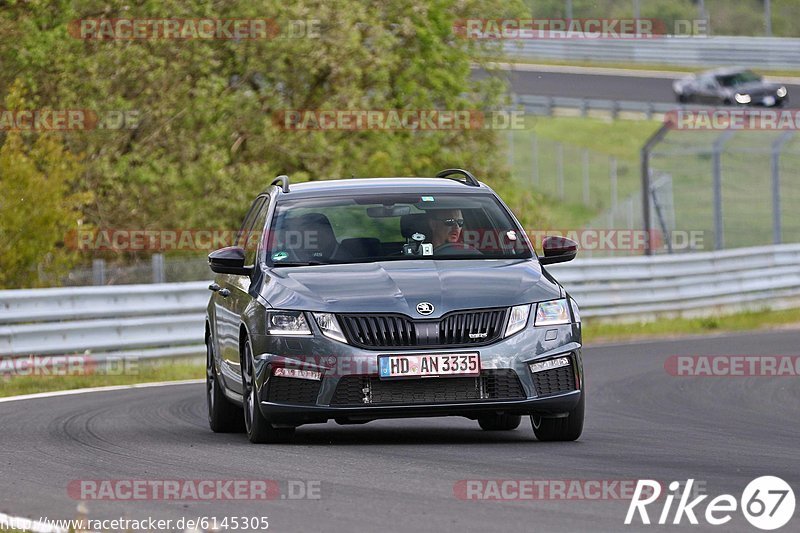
<box><xmin>493</xmin><ymin>68</ymin><xmax>800</xmax><ymax>104</ymax></box>
<box><xmin>1</xmin><ymin>330</ymin><xmax>798</xmax><ymax>532</ymax></box>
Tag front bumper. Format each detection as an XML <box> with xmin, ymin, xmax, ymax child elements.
<box><xmin>249</xmin><ymin>321</ymin><xmax>583</xmax><ymax>426</ymax></box>
<box><xmin>262</xmin><ymin>390</ymin><xmax>582</xmax><ymax>425</ymax></box>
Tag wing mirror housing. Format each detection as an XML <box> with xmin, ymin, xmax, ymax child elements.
<box><xmin>539</xmin><ymin>236</ymin><xmax>578</xmax><ymax>265</ymax></box>
<box><xmin>208</xmin><ymin>246</ymin><xmax>253</xmax><ymax>276</ymax></box>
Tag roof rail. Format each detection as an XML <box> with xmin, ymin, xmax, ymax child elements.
<box><xmin>434</xmin><ymin>168</ymin><xmax>480</xmax><ymax>187</ymax></box>
<box><xmin>271</xmin><ymin>175</ymin><xmax>290</xmax><ymax>193</ymax></box>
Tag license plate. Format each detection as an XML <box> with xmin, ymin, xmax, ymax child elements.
<box><xmin>379</xmin><ymin>353</ymin><xmax>480</xmax><ymax>379</ymax></box>
<box><xmin>763</xmin><ymin>96</ymin><xmax>776</xmax><ymax>106</ymax></box>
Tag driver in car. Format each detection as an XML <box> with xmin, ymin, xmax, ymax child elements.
<box><xmin>426</xmin><ymin>209</ymin><xmax>464</xmax><ymax>249</ymax></box>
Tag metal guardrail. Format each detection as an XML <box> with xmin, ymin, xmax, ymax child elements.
<box><xmin>1</xmin><ymin>244</ymin><xmax>799</xmax><ymax>362</ymax></box>
<box><xmin>517</xmin><ymin>93</ymin><xmax>699</xmax><ymax>118</ymax></box>
<box><xmin>504</xmin><ymin>36</ymin><xmax>800</xmax><ymax>69</ymax></box>
<box><xmin>549</xmin><ymin>243</ymin><xmax>800</xmax><ymax>318</ymax></box>
<box><xmin>0</xmin><ymin>281</ymin><xmax>208</xmax><ymax>362</ymax></box>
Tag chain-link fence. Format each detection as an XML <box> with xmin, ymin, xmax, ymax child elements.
<box><xmin>509</xmin><ymin>130</ymin><xmax>639</xmax><ymax>215</ymax></box>
<box><xmin>648</xmin><ymin>129</ymin><xmax>800</xmax><ymax>251</ymax></box>
<box><xmin>507</xmin><ymin>125</ymin><xmax>800</xmax><ymax>256</ymax></box>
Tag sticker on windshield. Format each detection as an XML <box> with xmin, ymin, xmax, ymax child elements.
<box><xmin>421</xmin><ymin>196</ymin><xmax>435</xmax><ymax>202</ymax></box>
<box><xmin>506</xmin><ymin>230</ymin><xmax>517</xmax><ymax>241</ymax></box>
<box><xmin>272</xmin><ymin>251</ymin><xmax>288</xmax><ymax>261</ymax></box>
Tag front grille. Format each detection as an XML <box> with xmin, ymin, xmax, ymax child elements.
<box><xmin>338</xmin><ymin>308</ymin><xmax>507</xmax><ymax>349</ymax></box>
<box><xmin>330</xmin><ymin>369</ymin><xmax>525</xmax><ymax>406</ymax></box>
<box><xmin>531</xmin><ymin>364</ymin><xmax>576</xmax><ymax>397</ymax></box>
<box><xmin>266</xmin><ymin>376</ymin><xmax>322</xmax><ymax>404</ymax></box>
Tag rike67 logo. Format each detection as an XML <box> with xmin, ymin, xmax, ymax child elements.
<box><xmin>626</xmin><ymin>477</ymin><xmax>795</xmax><ymax>530</ymax></box>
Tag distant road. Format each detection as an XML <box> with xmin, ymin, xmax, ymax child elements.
<box><xmin>474</xmin><ymin>64</ymin><xmax>800</xmax><ymax>104</ymax></box>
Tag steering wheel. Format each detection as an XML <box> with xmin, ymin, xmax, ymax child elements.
<box><xmin>434</xmin><ymin>242</ymin><xmax>483</xmax><ymax>256</ymax></box>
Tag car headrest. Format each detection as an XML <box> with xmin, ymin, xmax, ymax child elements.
<box><xmin>400</xmin><ymin>213</ymin><xmax>430</xmax><ymax>239</ymax></box>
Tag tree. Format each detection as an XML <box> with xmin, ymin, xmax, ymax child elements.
<box><xmin>0</xmin><ymin>83</ymin><xmax>88</xmax><ymax>288</ymax></box>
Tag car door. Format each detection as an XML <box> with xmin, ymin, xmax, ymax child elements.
<box><xmin>696</xmin><ymin>75</ymin><xmax>722</xmax><ymax>104</ymax></box>
<box><xmin>215</xmin><ymin>194</ymin><xmax>269</xmax><ymax>394</ymax></box>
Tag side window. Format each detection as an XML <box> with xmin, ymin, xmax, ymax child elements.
<box><xmin>235</xmin><ymin>196</ymin><xmax>268</xmax><ymax>265</ymax></box>
<box><xmin>244</xmin><ymin>196</ymin><xmax>271</xmax><ymax>266</ymax></box>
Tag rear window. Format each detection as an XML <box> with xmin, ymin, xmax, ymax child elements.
<box><xmin>263</xmin><ymin>192</ymin><xmax>532</xmax><ymax>265</ymax></box>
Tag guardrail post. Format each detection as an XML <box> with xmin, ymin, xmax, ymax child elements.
<box><xmin>582</xmin><ymin>149</ymin><xmax>590</xmax><ymax>205</ymax></box>
<box><xmin>610</xmin><ymin>156</ymin><xmax>618</xmax><ymax>213</ymax></box>
<box><xmin>556</xmin><ymin>142</ymin><xmax>564</xmax><ymax>199</ymax></box>
<box><xmin>507</xmin><ymin>129</ymin><xmax>515</xmax><ymax>175</ymax></box>
<box><xmin>627</xmin><ymin>198</ymin><xmax>634</xmax><ymax>228</ymax></box>
<box><xmin>771</xmin><ymin>131</ymin><xmax>795</xmax><ymax>244</ymax></box>
<box><xmin>640</xmin><ymin>123</ymin><xmax>671</xmax><ymax>255</ymax></box>
<box><xmin>580</xmin><ymin>98</ymin><xmax>588</xmax><ymax>117</ymax></box>
<box><xmin>152</xmin><ymin>253</ymin><xmax>166</xmax><ymax>284</ymax></box>
<box><xmin>532</xmin><ymin>133</ymin><xmax>539</xmax><ymax>187</ymax></box>
<box><xmin>765</xmin><ymin>0</ymin><xmax>772</xmax><ymax>37</ymax></box>
<box><xmin>610</xmin><ymin>100</ymin><xmax>619</xmax><ymax>120</ymax></box>
<box><xmin>92</xmin><ymin>259</ymin><xmax>106</xmax><ymax>286</ymax></box>
<box><xmin>545</xmin><ymin>97</ymin><xmax>553</xmax><ymax>116</ymax></box>
<box><xmin>645</xmin><ymin>102</ymin><xmax>654</xmax><ymax>120</ymax></box>
<box><xmin>712</xmin><ymin>131</ymin><xmax>735</xmax><ymax>250</ymax></box>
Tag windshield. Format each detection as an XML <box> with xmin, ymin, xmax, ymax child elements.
<box><xmin>716</xmin><ymin>70</ymin><xmax>761</xmax><ymax>87</ymax></box>
<box><xmin>264</xmin><ymin>192</ymin><xmax>532</xmax><ymax>265</ymax></box>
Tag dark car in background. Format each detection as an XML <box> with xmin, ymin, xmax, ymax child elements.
<box><xmin>673</xmin><ymin>68</ymin><xmax>788</xmax><ymax>106</ymax></box>
<box><xmin>205</xmin><ymin>169</ymin><xmax>584</xmax><ymax>444</ymax></box>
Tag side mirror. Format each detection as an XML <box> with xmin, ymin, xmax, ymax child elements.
<box><xmin>539</xmin><ymin>236</ymin><xmax>577</xmax><ymax>265</ymax></box>
<box><xmin>208</xmin><ymin>246</ymin><xmax>252</xmax><ymax>275</ymax></box>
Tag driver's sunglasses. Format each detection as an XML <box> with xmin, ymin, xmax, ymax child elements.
<box><xmin>437</xmin><ymin>218</ymin><xmax>465</xmax><ymax>228</ymax></box>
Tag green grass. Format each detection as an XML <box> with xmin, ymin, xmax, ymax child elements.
<box><xmin>582</xmin><ymin>307</ymin><xmax>800</xmax><ymax>344</ymax></box>
<box><xmin>0</xmin><ymin>359</ymin><xmax>204</xmax><ymax>398</ymax></box>
<box><xmin>506</xmin><ymin>115</ymin><xmax>658</xmax><ymax>230</ymax></box>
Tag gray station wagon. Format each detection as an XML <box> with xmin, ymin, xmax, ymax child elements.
<box><xmin>205</xmin><ymin>169</ymin><xmax>584</xmax><ymax>443</ymax></box>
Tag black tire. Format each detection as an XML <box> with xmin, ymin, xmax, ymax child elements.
<box><xmin>207</xmin><ymin>333</ymin><xmax>245</xmax><ymax>433</ymax></box>
<box><xmin>242</xmin><ymin>338</ymin><xmax>295</xmax><ymax>444</ymax></box>
<box><xmin>677</xmin><ymin>93</ymin><xmax>689</xmax><ymax>103</ymax></box>
<box><xmin>530</xmin><ymin>392</ymin><xmax>584</xmax><ymax>442</ymax></box>
<box><xmin>477</xmin><ymin>413</ymin><xmax>522</xmax><ymax>431</ymax></box>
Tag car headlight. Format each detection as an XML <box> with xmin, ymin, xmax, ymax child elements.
<box><xmin>312</xmin><ymin>312</ymin><xmax>347</xmax><ymax>343</ymax></box>
<box><xmin>734</xmin><ymin>93</ymin><xmax>751</xmax><ymax>104</ymax></box>
<box><xmin>267</xmin><ymin>310</ymin><xmax>312</xmax><ymax>335</ymax></box>
<box><xmin>569</xmin><ymin>298</ymin><xmax>581</xmax><ymax>324</ymax></box>
<box><xmin>534</xmin><ymin>299</ymin><xmax>571</xmax><ymax>326</ymax></box>
<box><xmin>504</xmin><ymin>304</ymin><xmax>531</xmax><ymax>337</ymax></box>
<box><xmin>777</xmin><ymin>86</ymin><xmax>788</xmax><ymax>98</ymax></box>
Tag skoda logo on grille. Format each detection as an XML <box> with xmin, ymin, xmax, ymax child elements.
<box><xmin>416</xmin><ymin>302</ymin><xmax>435</xmax><ymax>316</ymax></box>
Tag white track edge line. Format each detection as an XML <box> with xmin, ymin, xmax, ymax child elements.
<box><xmin>0</xmin><ymin>379</ymin><xmax>204</xmax><ymax>404</ymax></box>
